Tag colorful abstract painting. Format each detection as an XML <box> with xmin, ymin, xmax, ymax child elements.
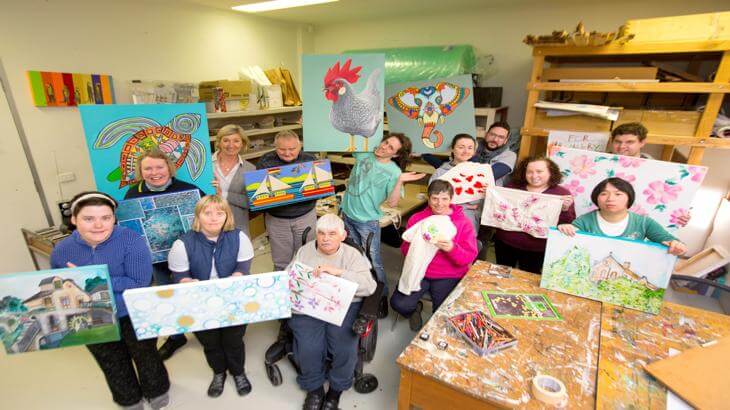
<box><xmin>482</xmin><ymin>292</ymin><xmax>562</xmax><ymax>321</ymax></box>
<box><xmin>27</xmin><ymin>71</ymin><xmax>115</xmax><ymax>107</ymax></box>
<box><xmin>481</xmin><ymin>187</ymin><xmax>564</xmax><ymax>238</ymax></box>
<box><xmin>123</xmin><ymin>272</ymin><xmax>291</xmax><ymax>340</ymax></box>
<box><xmin>79</xmin><ymin>103</ymin><xmax>214</xmax><ymax>200</ymax></box>
<box><xmin>386</xmin><ymin>74</ymin><xmax>475</xmax><ymax>153</ymax></box>
<box><xmin>541</xmin><ymin>228</ymin><xmax>677</xmax><ymax>314</ymax></box>
<box><xmin>287</xmin><ymin>262</ymin><xmax>358</xmax><ymax>326</ymax></box>
<box><xmin>116</xmin><ymin>189</ymin><xmax>200</xmax><ymax>263</ymax></box>
<box><xmin>244</xmin><ymin>160</ymin><xmax>335</xmax><ymax>211</ymax></box>
<box><xmin>550</xmin><ymin>147</ymin><xmax>707</xmax><ymax>230</ymax></box>
<box><xmin>547</xmin><ymin>130</ymin><xmax>609</xmax><ymax>153</ymax></box>
<box><xmin>436</xmin><ymin>161</ymin><xmax>495</xmax><ymax>204</ymax></box>
<box><xmin>0</xmin><ymin>265</ymin><xmax>118</xmax><ymax>354</ymax></box>
<box><xmin>302</xmin><ymin>54</ymin><xmax>385</xmax><ymax>152</ymax></box>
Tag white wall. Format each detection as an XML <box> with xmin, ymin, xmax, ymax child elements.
<box><xmin>312</xmin><ymin>0</ymin><xmax>730</xmax><ymax>254</ymax></box>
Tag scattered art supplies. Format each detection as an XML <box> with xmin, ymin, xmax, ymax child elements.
<box><xmin>486</xmin><ymin>263</ymin><xmax>512</xmax><ymax>278</ymax></box>
<box><xmin>447</xmin><ymin>311</ymin><xmax>516</xmax><ymax>356</ymax></box>
<box><xmin>644</xmin><ymin>337</ymin><xmax>730</xmax><ymax>410</ymax></box>
<box><xmin>482</xmin><ymin>292</ymin><xmax>563</xmax><ymax>321</ymax></box>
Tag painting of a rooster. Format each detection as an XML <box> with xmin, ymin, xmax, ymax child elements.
<box><xmin>323</xmin><ymin>58</ymin><xmax>383</xmax><ymax>151</ymax></box>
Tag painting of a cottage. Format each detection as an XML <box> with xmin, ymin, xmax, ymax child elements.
<box><xmin>0</xmin><ymin>265</ymin><xmax>118</xmax><ymax>354</ymax></box>
<box><xmin>244</xmin><ymin>160</ymin><xmax>335</xmax><ymax>211</ymax></box>
<box><xmin>540</xmin><ymin>228</ymin><xmax>677</xmax><ymax>314</ymax></box>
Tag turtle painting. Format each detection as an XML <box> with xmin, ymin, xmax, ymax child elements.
<box><xmin>80</xmin><ymin>104</ymin><xmax>215</xmax><ymax>200</ymax></box>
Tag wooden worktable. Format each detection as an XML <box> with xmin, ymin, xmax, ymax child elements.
<box><xmin>396</xmin><ymin>261</ymin><xmax>602</xmax><ymax>409</ymax></box>
<box><xmin>596</xmin><ymin>302</ymin><xmax>730</xmax><ymax>409</ymax></box>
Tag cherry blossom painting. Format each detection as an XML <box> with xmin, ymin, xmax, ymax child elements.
<box><xmin>287</xmin><ymin>262</ymin><xmax>358</xmax><ymax>326</ymax></box>
<box><xmin>481</xmin><ymin>187</ymin><xmax>564</xmax><ymax>238</ymax></box>
<box><xmin>436</xmin><ymin>161</ymin><xmax>495</xmax><ymax>204</ymax></box>
<box><xmin>550</xmin><ymin>147</ymin><xmax>707</xmax><ymax>230</ymax></box>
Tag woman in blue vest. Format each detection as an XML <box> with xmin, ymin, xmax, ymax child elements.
<box><xmin>51</xmin><ymin>191</ymin><xmax>170</xmax><ymax>410</ymax></box>
<box><xmin>167</xmin><ymin>195</ymin><xmax>255</xmax><ymax>398</ymax></box>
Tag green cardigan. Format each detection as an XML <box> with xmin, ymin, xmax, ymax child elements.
<box><xmin>572</xmin><ymin>211</ymin><xmax>676</xmax><ymax>244</ymax></box>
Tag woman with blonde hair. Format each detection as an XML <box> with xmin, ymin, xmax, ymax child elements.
<box><xmin>168</xmin><ymin>195</ymin><xmax>255</xmax><ymax>398</ymax></box>
<box><xmin>212</xmin><ymin>124</ymin><xmax>256</xmax><ymax>234</ymax></box>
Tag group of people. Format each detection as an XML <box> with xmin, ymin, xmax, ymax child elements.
<box><xmin>49</xmin><ymin>119</ymin><xmax>689</xmax><ymax>410</ymax></box>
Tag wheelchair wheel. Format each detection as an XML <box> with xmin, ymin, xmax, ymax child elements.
<box><xmin>361</xmin><ymin>320</ymin><xmax>378</xmax><ymax>362</ymax></box>
<box><xmin>266</xmin><ymin>363</ymin><xmax>283</xmax><ymax>386</ymax></box>
<box><xmin>354</xmin><ymin>373</ymin><xmax>378</xmax><ymax>394</ymax></box>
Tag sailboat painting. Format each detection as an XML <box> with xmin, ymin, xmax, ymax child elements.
<box><xmin>244</xmin><ymin>160</ymin><xmax>336</xmax><ymax>211</ymax></box>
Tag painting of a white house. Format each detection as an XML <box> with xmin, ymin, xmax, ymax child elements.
<box><xmin>0</xmin><ymin>265</ymin><xmax>118</xmax><ymax>354</ymax></box>
<box><xmin>540</xmin><ymin>228</ymin><xmax>678</xmax><ymax>314</ymax></box>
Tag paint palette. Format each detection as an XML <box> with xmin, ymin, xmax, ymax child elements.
<box><xmin>447</xmin><ymin>311</ymin><xmax>517</xmax><ymax>356</ymax></box>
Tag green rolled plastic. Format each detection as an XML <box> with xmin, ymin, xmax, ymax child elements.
<box><xmin>343</xmin><ymin>45</ymin><xmax>476</xmax><ymax>84</ymax></box>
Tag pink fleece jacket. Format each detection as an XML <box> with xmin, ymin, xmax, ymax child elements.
<box><xmin>401</xmin><ymin>205</ymin><xmax>478</xmax><ymax>280</ymax></box>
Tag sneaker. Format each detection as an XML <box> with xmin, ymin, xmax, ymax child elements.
<box><xmin>158</xmin><ymin>336</ymin><xmax>187</xmax><ymax>361</ymax></box>
<box><xmin>148</xmin><ymin>392</ymin><xmax>170</xmax><ymax>410</ymax></box>
<box><xmin>409</xmin><ymin>301</ymin><xmax>423</xmax><ymax>331</ymax></box>
<box><xmin>207</xmin><ymin>373</ymin><xmax>226</xmax><ymax>398</ymax></box>
<box><xmin>302</xmin><ymin>389</ymin><xmax>325</xmax><ymax>410</ymax></box>
<box><xmin>232</xmin><ymin>374</ymin><xmax>252</xmax><ymax>396</ymax></box>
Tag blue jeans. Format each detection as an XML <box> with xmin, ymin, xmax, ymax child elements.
<box><xmin>152</xmin><ymin>263</ymin><xmax>186</xmax><ymax>343</ymax></box>
<box><xmin>343</xmin><ymin>214</ymin><xmax>388</xmax><ymax>296</ymax></box>
<box><xmin>289</xmin><ymin>302</ymin><xmax>361</xmax><ymax>391</ymax></box>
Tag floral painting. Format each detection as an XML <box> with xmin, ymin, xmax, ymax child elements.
<box><xmin>436</xmin><ymin>161</ymin><xmax>495</xmax><ymax>204</ymax></box>
<box><xmin>550</xmin><ymin>147</ymin><xmax>707</xmax><ymax>230</ymax></box>
<box><xmin>287</xmin><ymin>262</ymin><xmax>358</xmax><ymax>326</ymax></box>
<box><xmin>123</xmin><ymin>272</ymin><xmax>290</xmax><ymax>340</ymax></box>
<box><xmin>481</xmin><ymin>187</ymin><xmax>564</xmax><ymax>238</ymax></box>
<box><xmin>541</xmin><ymin>228</ymin><xmax>677</xmax><ymax>314</ymax></box>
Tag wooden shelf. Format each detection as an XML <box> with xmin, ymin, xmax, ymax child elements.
<box><xmin>240</xmin><ymin>147</ymin><xmax>275</xmax><ymax>160</ymax></box>
<box><xmin>327</xmin><ymin>154</ymin><xmax>435</xmax><ymax>174</ymax></box>
<box><xmin>209</xmin><ymin>124</ymin><xmax>301</xmax><ymax>142</ymax></box>
<box><xmin>521</xmin><ymin>127</ymin><xmax>730</xmax><ymax>149</ymax></box>
<box><xmin>206</xmin><ymin>106</ymin><xmax>301</xmax><ymax>119</ymax></box>
<box><xmin>528</xmin><ymin>81</ymin><xmax>729</xmax><ymax>93</ymax></box>
<box><xmin>533</xmin><ymin>41</ymin><xmax>730</xmax><ymax>57</ymax></box>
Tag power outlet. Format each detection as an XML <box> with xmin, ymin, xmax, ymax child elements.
<box><xmin>58</xmin><ymin>172</ymin><xmax>76</xmax><ymax>183</ymax></box>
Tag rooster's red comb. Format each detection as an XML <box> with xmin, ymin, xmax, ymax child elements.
<box><xmin>324</xmin><ymin>58</ymin><xmax>361</xmax><ymax>86</ymax></box>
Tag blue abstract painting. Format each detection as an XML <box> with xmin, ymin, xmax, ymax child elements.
<box><xmin>79</xmin><ymin>103</ymin><xmax>215</xmax><ymax>200</ymax></box>
<box><xmin>302</xmin><ymin>54</ymin><xmax>385</xmax><ymax>152</ymax></box>
<box><xmin>117</xmin><ymin>189</ymin><xmax>200</xmax><ymax>263</ymax></box>
<box><xmin>244</xmin><ymin>160</ymin><xmax>335</xmax><ymax>211</ymax></box>
<box><xmin>0</xmin><ymin>265</ymin><xmax>118</xmax><ymax>354</ymax></box>
<box><xmin>123</xmin><ymin>272</ymin><xmax>291</xmax><ymax>339</ymax></box>
<box><xmin>386</xmin><ymin>74</ymin><xmax>476</xmax><ymax>154</ymax></box>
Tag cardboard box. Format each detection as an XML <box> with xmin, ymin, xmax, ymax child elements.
<box><xmin>199</xmin><ymin>80</ymin><xmax>252</xmax><ymax>101</ymax></box>
<box><xmin>614</xmin><ymin>109</ymin><xmax>700</xmax><ymax>136</ymax></box>
<box><xmin>533</xmin><ymin>109</ymin><xmax>612</xmax><ymax>132</ymax></box>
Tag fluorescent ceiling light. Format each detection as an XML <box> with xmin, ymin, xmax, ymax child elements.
<box><xmin>232</xmin><ymin>0</ymin><xmax>338</xmax><ymax>13</ymax></box>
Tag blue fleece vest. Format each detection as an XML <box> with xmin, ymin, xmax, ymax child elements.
<box><xmin>180</xmin><ymin>230</ymin><xmax>240</xmax><ymax>280</ymax></box>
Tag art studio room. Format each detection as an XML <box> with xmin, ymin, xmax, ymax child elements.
<box><xmin>2</xmin><ymin>0</ymin><xmax>730</xmax><ymax>409</ymax></box>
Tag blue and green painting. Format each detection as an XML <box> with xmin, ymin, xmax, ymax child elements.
<box><xmin>117</xmin><ymin>189</ymin><xmax>200</xmax><ymax>263</ymax></box>
<box><xmin>540</xmin><ymin>228</ymin><xmax>677</xmax><ymax>314</ymax></box>
<box><xmin>0</xmin><ymin>265</ymin><xmax>118</xmax><ymax>354</ymax></box>
<box><xmin>244</xmin><ymin>160</ymin><xmax>335</xmax><ymax>211</ymax></box>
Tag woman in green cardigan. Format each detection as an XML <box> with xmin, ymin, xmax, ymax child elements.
<box><xmin>558</xmin><ymin>177</ymin><xmax>687</xmax><ymax>256</ymax></box>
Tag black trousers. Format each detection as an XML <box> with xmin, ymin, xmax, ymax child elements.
<box><xmin>390</xmin><ymin>277</ymin><xmax>461</xmax><ymax>316</ymax></box>
<box><xmin>87</xmin><ymin>316</ymin><xmax>170</xmax><ymax>406</ymax></box>
<box><xmin>194</xmin><ymin>324</ymin><xmax>247</xmax><ymax>375</ymax></box>
<box><xmin>494</xmin><ymin>239</ymin><xmax>546</xmax><ymax>274</ymax></box>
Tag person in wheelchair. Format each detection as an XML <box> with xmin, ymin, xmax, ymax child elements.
<box><xmin>286</xmin><ymin>213</ymin><xmax>377</xmax><ymax>410</ymax></box>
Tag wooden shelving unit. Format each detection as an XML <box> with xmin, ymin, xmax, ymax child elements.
<box><xmin>518</xmin><ymin>32</ymin><xmax>730</xmax><ymax>165</ymax></box>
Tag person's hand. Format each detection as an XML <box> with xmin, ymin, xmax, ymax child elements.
<box><xmin>399</xmin><ymin>172</ymin><xmax>426</xmax><ymax>183</ymax></box>
<box><xmin>66</xmin><ymin>262</ymin><xmax>77</xmax><ymax>268</ymax></box>
<box><xmin>561</xmin><ymin>195</ymin><xmax>574</xmax><ymax>211</ymax></box>
<box><xmin>212</xmin><ymin>173</ymin><xmax>222</xmax><ymax>196</ymax></box>
<box><xmin>464</xmin><ymin>204</ymin><xmax>479</xmax><ymax>210</ymax></box>
<box><xmin>179</xmin><ymin>277</ymin><xmax>198</xmax><ymax>283</ymax></box>
<box><xmin>558</xmin><ymin>224</ymin><xmax>577</xmax><ymax>237</ymax></box>
<box><xmin>314</xmin><ymin>265</ymin><xmax>344</xmax><ymax>277</ymax></box>
<box><xmin>231</xmin><ymin>271</ymin><xmax>244</xmax><ymax>277</ymax></box>
<box><xmin>663</xmin><ymin>240</ymin><xmax>687</xmax><ymax>256</ymax></box>
<box><xmin>676</xmin><ymin>210</ymin><xmax>692</xmax><ymax>227</ymax></box>
<box><xmin>435</xmin><ymin>239</ymin><xmax>454</xmax><ymax>252</ymax></box>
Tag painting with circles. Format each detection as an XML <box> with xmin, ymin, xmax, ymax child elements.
<box><xmin>123</xmin><ymin>272</ymin><xmax>291</xmax><ymax>339</ymax></box>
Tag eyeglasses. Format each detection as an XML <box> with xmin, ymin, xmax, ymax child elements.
<box><xmin>487</xmin><ymin>131</ymin><xmax>508</xmax><ymax>139</ymax></box>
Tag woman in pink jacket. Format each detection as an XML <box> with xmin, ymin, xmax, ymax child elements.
<box><xmin>390</xmin><ymin>180</ymin><xmax>478</xmax><ymax>331</ymax></box>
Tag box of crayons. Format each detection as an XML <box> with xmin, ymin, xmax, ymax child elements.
<box><xmin>447</xmin><ymin>311</ymin><xmax>517</xmax><ymax>356</ymax></box>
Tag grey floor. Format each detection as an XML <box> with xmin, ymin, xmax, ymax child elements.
<box><xmin>1</xmin><ymin>241</ymin><xmax>724</xmax><ymax>409</ymax></box>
